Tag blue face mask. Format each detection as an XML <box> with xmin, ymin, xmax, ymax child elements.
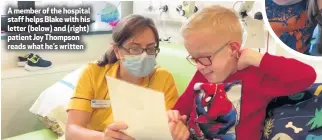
<box><xmin>121</xmin><ymin>52</ymin><xmax>157</xmax><ymax>77</ymax></box>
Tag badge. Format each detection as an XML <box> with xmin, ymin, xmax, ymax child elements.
<box><xmin>91</xmin><ymin>100</ymin><xmax>111</xmax><ymax>108</ymax></box>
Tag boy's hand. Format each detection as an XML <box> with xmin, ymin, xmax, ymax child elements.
<box><xmin>167</xmin><ymin>110</ymin><xmax>187</xmax><ymax>123</ymax></box>
<box><xmin>237</xmin><ymin>49</ymin><xmax>264</xmax><ymax>70</ymax></box>
<box><xmin>169</xmin><ymin>120</ymin><xmax>190</xmax><ymax>140</ymax></box>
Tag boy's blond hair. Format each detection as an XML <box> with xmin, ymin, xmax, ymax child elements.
<box><xmin>180</xmin><ymin>5</ymin><xmax>243</xmax><ymax>43</ymax></box>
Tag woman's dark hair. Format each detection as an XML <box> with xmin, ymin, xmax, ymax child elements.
<box><xmin>97</xmin><ymin>15</ymin><xmax>159</xmax><ymax>66</ymax></box>
<box><xmin>308</xmin><ymin>0</ymin><xmax>322</xmax><ymax>54</ymax></box>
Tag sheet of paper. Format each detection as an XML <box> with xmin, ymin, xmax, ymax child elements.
<box><xmin>106</xmin><ymin>76</ymin><xmax>173</xmax><ymax>140</ymax></box>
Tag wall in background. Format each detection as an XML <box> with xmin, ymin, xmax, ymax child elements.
<box><xmin>132</xmin><ymin>0</ymin><xmax>269</xmax><ymax>64</ymax></box>
<box><xmin>133</xmin><ymin>1</ymin><xmax>262</xmax><ymax>24</ymax></box>
<box><xmin>121</xmin><ymin>1</ymin><xmax>133</xmax><ymax>19</ymax></box>
<box><xmin>133</xmin><ymin>1</ymin><xmax>266</xmax><ymax>48</ymax></box>
<box><xmin>1</xmin><ymin>1</ymin><xmax>17</xmax><ymax>15</ymax></box>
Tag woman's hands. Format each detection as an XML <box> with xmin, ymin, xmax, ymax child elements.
<box><xmin>104</xmin><ymin>122</ymin><xmax>135</xmax><ymax>140</ymax></box>
<box><xmin>167</xmin><ymin>110</ymin><xmax>190</xmax><ymax>140</ymax></box>
<box><xmin>104</xmin><ymin>111</ymin><xmax>190</xmax><ymax>140</ymax></box>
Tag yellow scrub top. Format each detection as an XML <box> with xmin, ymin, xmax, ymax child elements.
<box><xmin>67</xmin><ymin>61</ymin><xmax>179</xmax><ymax>132</ymax></box>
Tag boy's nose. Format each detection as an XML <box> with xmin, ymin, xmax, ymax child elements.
<box><xmin>196</xmin><ymin>62</ymin><xmax>206</xmax><ymax>70</ymax></box>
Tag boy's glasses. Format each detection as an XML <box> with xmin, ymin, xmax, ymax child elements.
<box><xmin>121</xmin><ymin>46</ymin><xmax>160</xmax><ymax>55</ymax></box>
<box><xmin>186</xmin><ymin>41</ymin><xmax>231</xmax><ymax>66</ymax></box>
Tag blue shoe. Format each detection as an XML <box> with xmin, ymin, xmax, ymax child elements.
<box><xmin>17</xmin><ymin>53</ymin><xmax>34</xmax><ymax>67</ymax></box>
<box><xmin>24</xmin><ymin>55</ymin><xmax>52</xmax><ymax>71</ymax></box>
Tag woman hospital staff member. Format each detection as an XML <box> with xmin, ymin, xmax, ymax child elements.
<box><xmin>66</xmin><ymin>15</ymin><xmax>189</xmax><ymax>140</ymax></box>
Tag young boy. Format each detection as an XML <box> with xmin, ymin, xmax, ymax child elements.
<box><xmin>168</xmin><ymin>5</ymin><xmax>317</xmax><ymax>140</ymax></box>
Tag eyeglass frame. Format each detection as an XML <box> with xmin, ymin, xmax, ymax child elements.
<box><xmin>120</xmin><ymin>45</ymin><xmax>160</xmax><ymax>55</ymax></box>
<box><xmin>186</xmin><ymin>41</ymin><xmax>232</xmax><ymax>66</ymax></box>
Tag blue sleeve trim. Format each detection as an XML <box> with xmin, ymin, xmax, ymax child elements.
<box><xmin>59</xmin><ymin>80</ymin><xmax>75</xmax><ymax>89</ymax></box>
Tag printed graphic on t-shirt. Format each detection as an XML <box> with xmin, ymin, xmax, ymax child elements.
<box><xmin>187</xmin><ymin>81</ymin><xmax>242</xmax><ymax>140</ymax></box>
<box><xmin>266</xmin><ymin>0</ymin><xmax>315</xmax><ymax>54</ymax></box>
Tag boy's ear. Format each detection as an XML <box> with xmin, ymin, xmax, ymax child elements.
<box><xmin>229</xmin><ymin>42</ymin><xmax>241</xmax><ymax>51</ymax></box>
<box><xmin>229</xmin><ymin>42</ymin><xmax>241</xmax><ymax>57</ymax></box>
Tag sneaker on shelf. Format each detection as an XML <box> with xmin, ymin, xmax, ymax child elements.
<box><xmin>17</xmin><ymin>53</ymin><xmax>34</xmax><ymax>67</ymax></box>
<box><xmin>25</xmin><ymin>55</ymin><xmax>52</xmax><ymax>71</ymax></box>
